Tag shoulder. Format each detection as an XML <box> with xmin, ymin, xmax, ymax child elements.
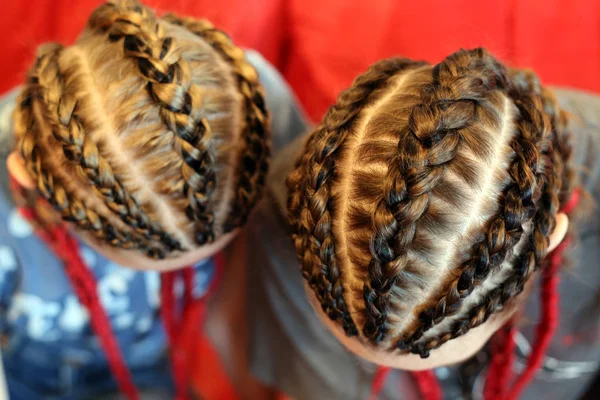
<box><xmin>552</xmin><ymin>88</ymin><xmax>600</xmax><ymax>201</ymax></box>
<box><xmin>553</xmin><ymin>87</ymin><xmax>600</xmax><ymax>127</ymax></box>
<box><xmin>267</xmin><ymin>133</ymin><xmax>310</xmax><ymax>215</ymax></box>
<box><xmin>552</xmin><ymin>87</ymin><xmax>600</xmax><ymax>150</ymax></box>
<box><xmin>245</xmin><ymin>50</ymin><xmax>312</xmax><ymax>153</ymax></box>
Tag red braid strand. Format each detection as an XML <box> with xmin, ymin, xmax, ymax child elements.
<box><xmin>161</xmin><ymin>270</ymin><xmax>195</xmax><ymax>400</ymax></box>
<box><xmin>410</xmin><ymin>370</ymin><xmax>443</xmax><ymax>400</ymax></box>
<box><xmin>369</xmin><ymin>366</ymin><xmax>391</xmax><ymax>400</ymax></box>
<box><xmin>484</xmin><ymin>323</ymin><xmax>517</xmax><ymax>400</ymax></box>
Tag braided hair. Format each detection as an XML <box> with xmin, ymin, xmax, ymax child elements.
<box><xmin>13</xmin><ymin>0</ymin><xmax>270</xmax><ymax>259</ymax></box>
<box><xmin>288</xmin><ymin>58</ymin><xmax>427</xmax><ymax>336</ymax></box>
<box><xmin>10</xmin><ymin>1</ymin><xmax>271</xmax><ymax>399</ymax></box>
<box><xmin>161</xmin><ymin>14</ymin><xmax>271</xmax><ymax>232</ymax></box>
<box><xmin>289</xmin><ymin>48</ymin><xmax>575</xmax><ymax>368</ymax></box>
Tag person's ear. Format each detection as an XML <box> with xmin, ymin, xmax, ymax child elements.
<box><xmin>547</xmin><ymin>212</ymin><xmax>569</xmax><ymax>252</ymax></box>
<box><xmin>7</xmin><ymin>152</ymin><xmax>35</xmax><ymax>189</ymax></box>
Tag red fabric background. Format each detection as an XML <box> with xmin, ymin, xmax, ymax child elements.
<box><xmin>0</xmin><ymin>0</ymin><xmax>287</xmax><ymax>95</ymax></box>
<box><xmin>284</xmin><ymin>0</ymin><xmax>600</xmax><ymax>121</ymax></box>
<box><xmin>1</xmin><ymin>0</ymin><xmax>599</xmax><ymax>121</ymax></box>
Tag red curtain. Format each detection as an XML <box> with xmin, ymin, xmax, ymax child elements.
<box><xmin>284</xmin><ymin>0</ymin><xmax>600</xmax><ymax>120</ymax></box>
<box><xmin>0</xmin><ymin>0</ymin><xmax>287</xmax><ymax>95</ymax></box>
<box><xmin>2</xmin><ymin>0</ymin><xmax>598</xmax><ymax>122</ymax></box>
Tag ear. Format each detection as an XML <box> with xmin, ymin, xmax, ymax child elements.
<box><xmin>547</xmin><ymin>213</ymin><xmax>569</xmax><ymax>253</ymax></box>
<box><xmin>7</xmin><ymin>152</ymin><xmax>35</xmax><ymax>189</ymax></box>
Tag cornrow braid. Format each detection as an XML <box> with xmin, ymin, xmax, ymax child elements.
<box><xmin>288</xmin><ymin>59</ymin><xmax>425</xmax><ymax>336</ymax></box>
<box><xmin>17</xmin><ymin>82</ymin><xmax>140</xmax><ymax>253</ymax></box>
<box><xmin>539</xmin><ymin>88</ymin><xmax>574</xmax><ymax>207</ymax></box>
<box><xmin>31</xmin><ymin>42</ymin><xmax>181</xmax><ymax>255</ymax></box>
<box><xmin>162</xmin><ymin>14</ymin><xmax>271</xmax><ymax>232</ymax></box>
<box><xmin>364</xmin><ymin>49</ymin><xmax>510</xmax><ymax>343</ymax></box>
<box><xmin>89</xmin><ymin>1</ymin><xmax>217</xmax><ymax>245</ymax></box>
<box><xmin>408</xmin><ymin>70</ymin><xmax>563</xmax><ymax>358</ymax></box>
<box><xmin>507</xmin><ymin>69</ymin><xmax>573</xmax><ymax>208</ymax></box>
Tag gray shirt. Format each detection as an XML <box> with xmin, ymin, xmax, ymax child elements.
<box><xmin>246</xmin><ymin>87</ymin><xmax>600</xmax><ymax>400</ymax></box>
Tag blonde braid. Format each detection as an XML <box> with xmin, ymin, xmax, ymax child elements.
<box><xmin>89</xmin><ymin>1</ymin><xmax>218</xmax><ymax>244</ymax></box>
<box><xmin>163</xmin><ymin>14</ymin><xmax>271</xmax><ymax>231</ymax></box>
<box><xmin>32</xmin><ymin>42</ymin><xmax>181</xmax><ymax>253</ymax></box>
<box><xmin>15</xmin><ymin>44</ymin><xmax>150</xmax><ymax>251</ymax></box>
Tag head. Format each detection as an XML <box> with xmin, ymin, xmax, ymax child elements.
<box><xmin>288</xmin><ymin>49</ymin><xmax>574</xmax><ymax>370</ymax></box>
<box><xmin>9</xmin><ymin>0</ymin><xmax>270</xmax><ymax>271</ymax></box>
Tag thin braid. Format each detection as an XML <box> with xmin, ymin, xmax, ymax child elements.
<box><xmin>21</xmin><ymin>127</ymin><xmax>138</xmax><ymax>250</ymax></box>
<box><xmin>288</xmin><ymin>59</ymin><xmax>425</xmax><ymax>336</ymax></box>
<box><xmin>16</xmin><ymin>57</ymin><xmax>139</xmax><ymax>251</ymax></box>
<box><xmin>540</xmin><ymin>88</ymin><xmax>574</xmax><ymax>207</ymax></box>
<box><xmin>411</xmin><ymin>73</ymin><xmax>563</xmax><ymax>357</ymax></box>
<box><xmin>89</xmin><ymin>2</ymin><xmax>217</xmax><ymax>245</ymax></box>
<box><xmin>31</xmin><ymin>42</ymin><xmax>181</xmax><ymax>254</ymax></box>
<box><xmin>394</xmin><ymin>66</ymin><xmax>550</xmax><ymax>354</ymax></box>
<box><xmin>163</xmin><ymin>15</ymin><xmax>271</xmax><ymax>231</ymax></box>
<box><xmin>364</xmin><ymin>48</ymin><xmax>510</xmax><ymax>343</ymax></box>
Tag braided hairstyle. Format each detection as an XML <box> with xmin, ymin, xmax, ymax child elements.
<box><xmin>12</xmin><ymin>0</ymin><xmax>270</xmax><ymax>259</ymax></box>
<box><xmin>288</xmin><ymin>58</ymin><xmax>427</xmax><ymax>336</ymax></box>
<box><xmin>288</xmin><ymin>48</ymin><xmax>575</xmax><ymax>361</ymax></box>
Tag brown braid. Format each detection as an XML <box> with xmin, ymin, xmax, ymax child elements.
<box><xmin>408</xmin><ymin>70</ymin><xmax>567</xmax><ymax>358</ymax></box>
<box><xmin>163</xmin><ymin>14</ymin><xmax>271</xmax><ymax>232</ymax></box>
<box><xmin>288</xmin><ymin>59</ymin><xmax>426</xmax><ymax>336</ymax></box>
<box><xmin>30</xmin><ymin>42</ymin><xmax>181</xmax><ymax>253</ymax></box>
<box><xmin>364</xmin><ymin>49</ymin><xmax>510</xmax><ymax>343</ymax></box>
<box><xmin>89</xmin><ymin>2</ymin><xmax>218</xmax><ymax>245</ymax></box>
<box><xmin>16</xmin><ymin>71</ymin><xmax>140</xmax><ymax>252</ymax></box>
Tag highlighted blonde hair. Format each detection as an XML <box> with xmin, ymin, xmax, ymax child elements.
<box><xmin>288</xmin><ymin>49</ymin><xmax>574</xmax><ymax>359</ymax></box>
<box><xmin>13</xmin><ymin>0</ymin><xmax>270</xmax><ymax>259</ymax></box>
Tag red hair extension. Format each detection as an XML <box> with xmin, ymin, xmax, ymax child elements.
<box><xmin>161</xmin><ymin>271</ymin><xmax>187</xmax><ymax>400</ymax></box>
<box><xmin>161</xmin><ymin>269</ymin><xmax>197</xmax><ymax>400</ymax></box>
<box><xmin>160</xmin><ymin>255</ymin><xmax>226</xmax><ymax>400</ymax></box>
<box><xmin>410</xmin><ymin>370</ymin><xmax>442</xmax><ymax>400</ymax></box>
<box><xmin>369</xmin><ymin>364</ymin><xmax>443</xmax><ymax>400</ymax></box>
<box><xmin>369</xmin><ymin>366</ymin><xmax>390</xmax><ymax>400</ymax></box>
<box><xmin>483</xmin><ymin>323</ymin><xmax>517</xmax><ymax>400</ymax></box>
<box><xmin>183</xmin><ymin>266</ymin><xmax>194</xmax><ymax>311</ymax></box>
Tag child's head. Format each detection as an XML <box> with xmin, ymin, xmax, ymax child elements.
<box><xmin>288</xmin><ymin>49</ymin><xmax>574</xmax><ymax>370</ymax></box>
<box><xmin>9</xmin><ymin>0</ymin><xmax>270</xmax><ymax>270</ymax></box>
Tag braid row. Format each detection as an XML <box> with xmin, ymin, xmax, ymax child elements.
<box><xmin>364</xmin><ymin>49</ymin><xmax>510</xmax><ymax>343</ymax></box>
<box><xmin>409</xmin><ymin>71</ymin><xmax>563</xmax><ymax>358</ymax></box>
<box><xmin>288</xmin><ymin>59</ymin><xmax>425</xmax><ymax>336</ymax></box>
<box><xmin>162</xmin><ymin>15</ymin><xmax>271</xmax><ymax>232</ymax></box>
<box><xmin>31</xmin><ymin>42</ymin><xmax>181</xmax><ymax>254</ymax></box>
<box><xmin>89</xmin><ymin>1</ymin><xmax>217</xmax><ymax>245</ymax></box>
<box><xmin>17</xmin><ymin>95</ymin><xmax>142</xmax><ymax>254</ymax></box>
<box><xmin>396</xmin><ymin>101</ymin><xmax>542</xmax><ymax>349</ymax></box>
<box><xmin>538</xmin><ymin>88</ymin><xmax>574</xmax><ymax>207</ymax></box>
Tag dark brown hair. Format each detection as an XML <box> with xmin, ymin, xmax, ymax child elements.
<box><xmin>288</xmin><ymin>48</ymin><xmax>574</xmax><ymax>358</ymax></box>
